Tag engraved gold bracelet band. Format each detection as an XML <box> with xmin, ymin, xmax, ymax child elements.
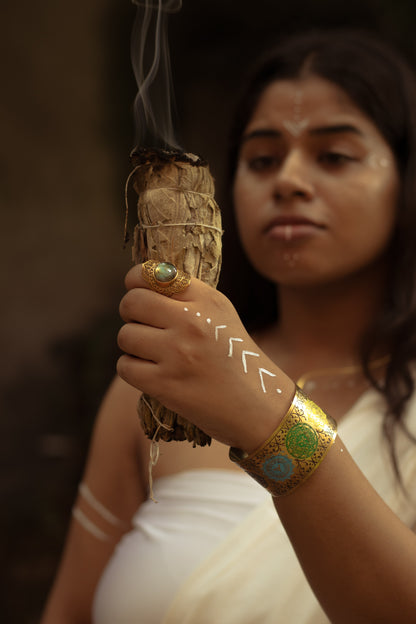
<box><xmin>229</xmin><ymin>386</ymin><xmax>337</xmax><ymax>497</ymax></box>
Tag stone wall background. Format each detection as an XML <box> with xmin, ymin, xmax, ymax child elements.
<box><xmin>1</xmin><ymin>1</ymin><xmax>415</xmax><ymax>621</ymax></box>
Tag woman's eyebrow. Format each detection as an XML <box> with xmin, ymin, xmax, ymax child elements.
<box><xmin>240</xmin><ymin>124</ymin><xmax>364</xmax><ymax>144</ymax></box>
<box><xmin>241</xmin><ymin>124</ymin><xmax>364</xmax><ymax>144</ymax></box>
<box><xmin>241</xmin><ymin>129</ymin><xmax>281</xmax><ymax>143</ymax></box>
<box><xmin>309</xmin><ymin>124</ymin><xmax>364</xmax><ymax>137</ymax></box>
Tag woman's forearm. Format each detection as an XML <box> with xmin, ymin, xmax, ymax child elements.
<box><xmin>274</xmin><ymin>437</ymin><xmax>416</xmax><ymax>623</ymax></box>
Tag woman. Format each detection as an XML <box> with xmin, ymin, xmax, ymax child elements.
<box><xmin>41</xmin><ymin>30</ymin><xmax>416</xmax><ymax>623</ymax></box>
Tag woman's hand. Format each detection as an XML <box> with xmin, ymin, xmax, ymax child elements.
<box><xmin>117</xmin><ymin>264</ymin><xmax>294</xmax><ymax>452</ymax></box>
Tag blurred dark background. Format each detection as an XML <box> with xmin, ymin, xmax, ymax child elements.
<box><xmin>1</xmin><ymin>1</ymin><xmax>416</xmax><ymax>621</ymax></box>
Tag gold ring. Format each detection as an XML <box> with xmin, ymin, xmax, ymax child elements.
<box><xmin>142</xmin><ymin>260</ymin><xmax>191</xmax><ymax>297</ymax></box>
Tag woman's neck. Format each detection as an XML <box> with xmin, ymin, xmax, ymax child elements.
<box><xmin>257</xmin><ymin>265</ymin><xmax>388</xmax><ymax>379</ymax></box>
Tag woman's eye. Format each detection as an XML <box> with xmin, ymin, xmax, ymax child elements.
<box><xmin>319</xmin><ymin>152</ymin><xmax>356</xmax><ymax>166</ymax></box>
<box><xmin>248</xmin><ymin>155</ymin><xmax>280</xmax><ymax>171</ymax></box>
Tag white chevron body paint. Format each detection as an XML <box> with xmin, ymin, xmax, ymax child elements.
<box><xmin>228</xmin><ymin>337</ymin><xmax>244</xmax><ymax>357</ymax></box>
<box><xmin>183</xmin><ymin>309</ymin><xmax>284</xmax><ymax>396</ymax></box>
<box><xmin>241</xmin><ymin>350</ymin><xmax>260</xmax><ymax>373</ymax></box>
<box><xmin>214</xmin><ymin>325</ymin><xmax>227</xmax><ymax>341</ymax></box>
<box><xmin>259</xmin><ymin>368</ymin><xmax>276</xmax><ymax>393</ymax></box>
<box><xmin>282</xmin><ymin>118</ymin><xmax>309</xmax><ymax>136</ymax></box>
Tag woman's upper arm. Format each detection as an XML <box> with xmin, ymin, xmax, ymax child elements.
<box><xmin>41</xmin><ymin>375</ymin><xmax>149</xmax><ymax>624</ymax></box>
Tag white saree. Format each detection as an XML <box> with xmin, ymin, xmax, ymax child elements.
<box><xmin>162</xmin><ymin>388</ymin><xmax>416</xmax><ymax>624</ymax></box>
<box><xmin>93</xmin><ymin>387</ymin><xmax>416</xmax><ymax>624</ymax></box>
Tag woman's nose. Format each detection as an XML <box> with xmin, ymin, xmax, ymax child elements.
<box><xmin>272</xmin><ymin>152</ymin><xmax>314</xmax><ymax>201</ymax></box>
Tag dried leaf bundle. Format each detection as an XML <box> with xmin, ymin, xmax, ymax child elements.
<box><xmin>129</xmin><ymin>148</ymin><xmax>222</xmax><ymax>446</ymax></box>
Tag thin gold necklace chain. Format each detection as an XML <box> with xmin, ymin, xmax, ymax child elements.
<box><xmin>296</xmin><ymin>354</ymin><xmax>390</xmax><ymax>390</ymax></box>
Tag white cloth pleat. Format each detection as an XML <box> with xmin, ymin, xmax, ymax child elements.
<box><xmin>93</xmin><ymin>387</ymin><xmax>416</xmax><ymax>624</ymax></box>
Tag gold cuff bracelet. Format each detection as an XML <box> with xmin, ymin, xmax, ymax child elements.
<box><xmin>229</xmin><ymin>386</ymin><xmax>337</xmax><ymax>497</ymax></box>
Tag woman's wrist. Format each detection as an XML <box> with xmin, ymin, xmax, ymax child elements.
<box><xmin>236</xmin><ymin>374</ymin><xmax>297</xmax><ymax>452</ymax></box>
<box><xmin>229</xmin><ymin>385</ymin><xmax>338</xmax><ymax>496</ymax></box>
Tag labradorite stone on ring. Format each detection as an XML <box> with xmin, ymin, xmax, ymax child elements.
<box><xmin>154</xmin><ymin>262</ymin><xmax>178</xmax><ymax>284</ymax></box>
<box><xmin>141</xmin><ymin>259</ymin><xmax>191</xmax><ymax>297</ymax></box>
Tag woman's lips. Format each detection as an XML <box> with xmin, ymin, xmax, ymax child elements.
<box><xmin>265</xmin><ymin>218</ymin><xmax>324</xmax><ymax>241</ymax></box>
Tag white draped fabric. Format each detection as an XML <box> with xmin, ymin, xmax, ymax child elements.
<box><xmin>93</xmin><ymin>387</ymin><xmax>416</xmax><ymax>624</ymax></box>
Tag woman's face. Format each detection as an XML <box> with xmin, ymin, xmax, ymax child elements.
<box><xmin>233</xmin><ymin>75</ymin><xmax>400</xmax><ymax>287</ymax></box>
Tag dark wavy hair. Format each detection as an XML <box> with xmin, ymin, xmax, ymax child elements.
<box><xmin>219</xmin><ymin>29</ymin><xmax>416</xmax><ymax>479</ymax></box>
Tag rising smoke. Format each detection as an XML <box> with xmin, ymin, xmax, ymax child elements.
<box><xmin>130</xmin><ymin>0</ymin><xmax>183</xmax><ymax>150</ymax></box>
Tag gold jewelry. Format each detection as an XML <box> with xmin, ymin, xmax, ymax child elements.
<box><xmin>229</xmin><ymin>386</ymin><xmax>337</xmax><ymax>497</ymax></box>
<box><xmin>296</xmin><ymin>355</ymin><xmax>390</xmax><ymax>392</ymax></box>
<box><xmin>142</xmin><ymin>260</ymin><xmax>191</xmax><ymax>297</ymax></box>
